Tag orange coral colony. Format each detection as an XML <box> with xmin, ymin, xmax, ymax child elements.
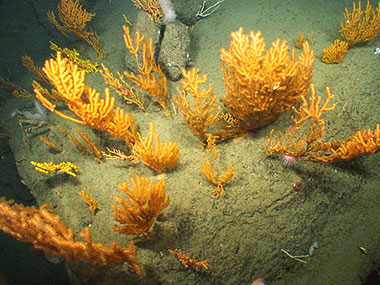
<box><xmin>111</xmin><ymin>175</ymin><xmax>170</xmax><ymax>236</ymax></box>
<box><xmin>47</xmin><ymin>0</ymin><xmax>104</xmax><ymax>57</ymax></box>
<box><xmin>200</xmin><ymin>157</ymin><xmax>236</xmax><ymax>198</ymax></box>
<box><xmin>169</xmin><ymin>249</ymin><xmax>209</xmax><ymax>272</ymax></box>
<box><xmin>123</xmin><ymin>25</ymin><xmax>169</xmax><ymax>114</ymax></box>
<box><xmin>220</xmin><ymin>27</ymin><xmax>314</xmax><ymax>131</ymax></box>
<box><xmin>265</xmin><ymin>84</ymin><xmax>380</xmax><ymax>162</ymax></box>
<box><xmin>174</xmin><ymin>68</ymin><xmax>221</xmax><ymax>146</ymax></box>
<box><xmin>34</xmin><ymin>52</ymin><xmax>138</xmax><ymax>147</ymax></box>
<box><xmin>321</xmin><ymin>39</ymin><xmax>349</xmax><ymax>64</ymax></box>
<box><xmin>339</xmin><ymin>0</ymin><xmax>380</xmax><ymax>47</ymax></box>
<box><xmin>132</xmin><ymin>122</ymin><xmax>180</xmax><ymax>173</ymax></box>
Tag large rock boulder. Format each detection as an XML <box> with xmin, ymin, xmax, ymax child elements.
<box><xmin>158</xmin><ymin>20</ymin><xmax>190</xmax><ymax>81</ymax></box>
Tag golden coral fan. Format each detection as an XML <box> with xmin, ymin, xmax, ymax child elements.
<box><xmin>339</xmin><ymin>0</ymin><xmax>380</xmax><ymax>47</ymax></box>
<box><xmin>220</xmin><ymin>27</ymin><xmax>314</xmax><ymax>132</ymax></box>
<box><xmin>322</xmin><ymin>39</ymin><xmax>349</xmax><ymax>64</ymax></box>
<box><xmin>0</xmin><ymin>198</ymin><xmax>141</xmax><ymax>272</ymax></box>
<box><xmin>265</xmin><ymin>84</ymin><xmax>380</xmax><ymax>162</ymax></box>
<box><xmin>133</xmin><ymin>122</ymin><xmax>180</xmax><ymax>173</ymax></box>
<box><xmin>174</xmin><ymin>68</ymin><xmax>221</xmax><ymax>149</ymax></box>
<box><xmin>111</xmin><ymin>175</ymin><xmax>170</xmax><ymax>236</ymax></box>
<box><xmin>34</xmin><ymin>52</ymin><xmax>138</xmax><ymax>147</ymax></box>
<box><xmin>123</xmin><ymin>26</ymin><xmax>169</xmax><ymax>114</ymax></box>
<box><xmin>47</xmin><ymin>0</ymin><xmax>104</xmax><ymax>57</ymax></box>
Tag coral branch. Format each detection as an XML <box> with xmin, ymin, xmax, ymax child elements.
<box><xmin>0</xmin><ymin>198</ymin><xmax>141</xmax><ymax>272</ymax></box>
<box><xmin>123</xmin><ymin>26</ymin><xmax>169</xmax><ymax>114</ymax></box>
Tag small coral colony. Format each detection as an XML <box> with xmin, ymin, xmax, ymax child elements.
<box><xmin>0</xmin><ymin>0</ymin><xmax>379</xmax><ymax>276</ymax></box>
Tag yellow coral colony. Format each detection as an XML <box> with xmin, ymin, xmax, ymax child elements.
<box><xmin>0</xmin><ymin>198</ymin><xmax>141</xmax><ymax>272</ymax></box>
<box><xmin>34</xmin><ymin>52</ymin><xmax>138</xmax><ymax>148</ymax></box>
<box><xmin>31</xmin><ymin>161</ymin><xmax>79</xmax><ymax>176</ymax></box>
<box><xmin>175</xmin><ymin>68</ymin><xmax>221</xmax><ymax>151</ymax></box>
<box><xmin>220</xmin><ymin>28</ymin><xmax>314</xmax><ymax>132</ymax></box>
<box><xmin>50</xmin><ymin>41</ymin><xmax>98</xmax><ymax>73</ymax></box>
<box><xmin>339</xmin><ymin>0</ymin><xmax>380</xmax><ymax>47</ymax></box>
<box><xmin>111</xmin><ymin>175</ymin><xmax>170</xmax><ymax>236</ymax></box>
<box><xmin>265</xmin><ymin>84</ymin><xmax>380</xmax><ymax>162</ymax></box>
<box><xmin>200</xmin><ymin>157</ymin><xmax>236</xmax><ymax>198</ymax></box>
<box><xmin>132</xmin><ymin>122</ymin><xmax>180</xmax><ymax>173</ymax></box>
<box><xmin>47</xmin><ymin>0</ymin><xmax>104</xmax><ymax>57</ymax></box>
<box><xmin>321</xmin><ymin>39</ymin><xmax>349</xmax><ymax>64</ymax></box>
<box><xmin>123</xmin><ymin>26</ymin><xmax>169</xmax><ymax>114</ymax></box>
